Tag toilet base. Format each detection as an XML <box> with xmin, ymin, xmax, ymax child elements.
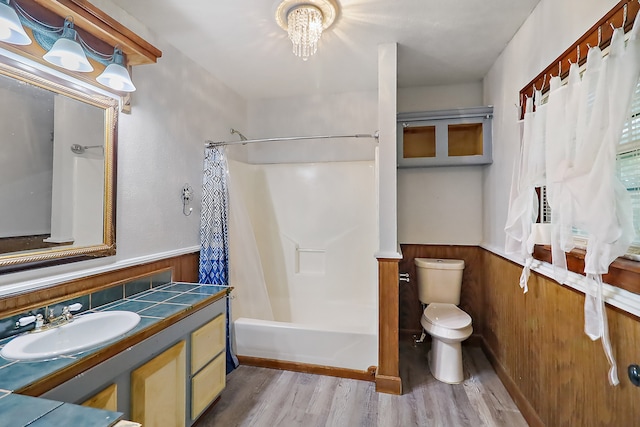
<box><xmin>428</xmin><ymin>338</ymin><xmax>464</xmax><ymax>384</ymax></box>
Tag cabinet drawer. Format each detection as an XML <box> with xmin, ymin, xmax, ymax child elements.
<box><xmin>191</xmin><ymin>353</ymin><xmax>225</xmax><ymax>420</ymax></box>
<box><xmin>191</xmin><ymin>314</ymin><xmax>225</xmax><ymax>374</ymax></box>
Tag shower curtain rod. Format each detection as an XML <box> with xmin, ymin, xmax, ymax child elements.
<box><xmin>205</xmin><ymin>131</ymin><xmax>379</xmax><ymax>148</ymax></box>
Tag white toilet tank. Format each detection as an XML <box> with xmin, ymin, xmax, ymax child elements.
<box><xmin>414</xmin><ymin>258</ymin><xmax>465</xmax><ymax>305</ymax></box>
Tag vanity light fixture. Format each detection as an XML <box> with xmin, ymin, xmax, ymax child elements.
<box><xmin>0</xmin><ymin>0</ymin><xmax>30</xmax><ymax>45</ymax></box>
<box><xmin>275</xmin><ymin>0</ymin><xmax>338</xmax><ymax>61</ymax></box>
<box><xmin>0</xmin><ymin>1</ymin><xmax>137</xmax><ymax>92</ymax></box>
<box><xmin>43</xmin><ymin>18</ymin><xmax>93</xmax><ymax>72</ymax></box>
<box><xmin>96</xmin><ymin>47</ymin><xmax>136</xmax><ymax>92</ymax></box>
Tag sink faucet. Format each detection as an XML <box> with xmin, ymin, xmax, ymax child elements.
<box><xmin>47</xmin><ymin>303</ymin><xmax>83</xmax><ymax>327</ymax></box>
<box><xmin>16</xmin><ymin>303</ymin><xmax>83</xmax><ymax>333</ymax></box>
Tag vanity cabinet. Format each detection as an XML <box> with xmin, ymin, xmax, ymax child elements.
<box><xmin>132</xmin><ymin>341</ymin><xmax>186</xmax><ymax>427</ymax></box>
<box><xmin>190</xmin><ymin>315</ymin><xmax>226</xmax><ymax>420</ymax></box>
<box><xmin>397</xmin><ymin>107</ymin><xmax>493</xmax><ymax>167</ymax></box>
<box><xmin>81</xmin><ymin>383</ymin><xmax>118</xmax><ymax>412</ymax></box>
<box><xmin>41</xmin><ymin>295</ymin><xmax>227</xmax><ymax>427</ymax></box>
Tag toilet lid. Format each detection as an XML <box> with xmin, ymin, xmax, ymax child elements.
<box><xmin>423</xmin><ymin>303</ymin><xmax>472</xmax><ymax>329</ymax></box>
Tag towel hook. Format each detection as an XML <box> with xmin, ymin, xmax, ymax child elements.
<box><xmin>623</xmin><ymin>3</ymin><xmax>628</xmax><ymax>28</ymax></box>
<box><xmin>182</xmin><ymin>184</ymin><xmax>193</xmax><ymax>216</ymax></box>
<box><xmin>598</xmin><ymin>25</ymin><xmax>602</xmax><ymax>46</ymax></box>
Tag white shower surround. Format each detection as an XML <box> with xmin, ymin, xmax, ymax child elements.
<box><xmin>229</xmin><ymin>159</ymin><xmax>378</xmax><ymax>371</ymax></box>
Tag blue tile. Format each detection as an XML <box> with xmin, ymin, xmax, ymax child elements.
<box><xmin>91</xmin><ymin>285</ymin><xmax>124</xmax><ymax>309</ymax></box>
<box><xmin>0</xmin><ymin>394</ymin><xmax>63</xmax><ymax>427</ymax></box>
<box><xmin>100</xmin><ymin>300</ymin><xmax>155</xmax><ymax>314</ymax></box>
<box><xmin>0</xmin><ymin>355</ymin><xmax>16</xmax><ymax>369</ymax></box>
<box><xmin>0</xmin><ymin>357</ymin><xmax>76</xmax><ymax>391</ymax></box>
<box><xmin>28</xmin><ymin>402</ymin><xmax>122</xmax><ymax>427</ymax></box>
<box><xmin>189</xmin><ymin>285</ymin><xmax>229</xmax><ymax>296</ymax></box>
<box><xmin>167</xmin><ymin>292</ymin><xmax>207</xmax><ymax>306</ymax></box>
<box><xmin>125</xmin><ymin>278</ymin><xmax>152</xmax><ymax>297</ymax></box>
<box><xmin>137</xmin><ymin>316</ymin><xmax>162</xmax><ymax>328</ymax></box>
<box><xmin>131</xmin><ymin>290</ymin><xmax>181</xmax><ymax>303</ymax></box>
<box><xmin>93</xmin><ymin>299</ymin><xmax>126</xmax><ymax>311</ymax></box>
<box><xmin>138</xmin><ymin>303</ymin><xmax>188</xmax><ymax>318</ymax></box>
<box><xmin>162</xmin><ymin>283</ymin><xmax>200</xmax><ymax>293</ymax></box>
<box><xmin>151</xmin><ymin>271</ymin><xmax>172</xmax><ymax>288</ymax></box>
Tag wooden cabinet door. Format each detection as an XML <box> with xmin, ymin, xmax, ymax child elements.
<box><xmin>131</xmin><ymin>340</ymin><xmax>186</xmax><ymax>427</ymax></box>
<box><xmin>82</xmin><ymin>383</ymin><xmax>117</xmax><ymax>412</ymax></box>
<box><xmin>191</xmin><ymin>353</ymin><xmax>225</xmax><ymax>420</ymax></box>
<box><xmin>191</xmin><ymin>314</ymin><xmax>225</xmax><ymax>374</ymax></box>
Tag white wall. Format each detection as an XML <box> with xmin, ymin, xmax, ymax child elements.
<box><xmin>0</xmin><ymin>2</ymin><xmax>247</xmax><ymax>291</ymax></box>
<box><xmin>246</xmin><ymin>90</ymin><xmax>378</xmax><ymax>164</ymax></box>
<box><xmin>397</xmin><ymin>82</ymin><xmax>485</xmax><ymax>245</ymax></box>
<box><xmin>229</xmin><ymin>160</ymin><xmax>378</xmax><ymax>329</ymax></box>
<box><xmin>482</xmin><ymin>0</ymin><xmax>618</xmax><ymax>255</ymax></box>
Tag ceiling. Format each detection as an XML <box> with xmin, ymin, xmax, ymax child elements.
<box><xmin>112</xmin><ymin>0</ymin><xmax>541</xmax><ymax>100</ymax></box>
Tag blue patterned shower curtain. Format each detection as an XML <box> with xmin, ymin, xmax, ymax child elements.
<box><xmin>199</xmin><ymin>146</ymin><xmax>238</xmax><ymax>374</ymax></box>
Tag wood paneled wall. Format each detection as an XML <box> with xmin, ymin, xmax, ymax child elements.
<box><xmin>482</xmin><ymin>250</ymin><xmax>640</xmax><ymax>427</ymax></box>
<box><xmin>400</xmin><ymin>244</ymin><xmax>640</xmax><ymax>425</ymax></box>
<box><xmin>0</xmin><ymin>252</ymin><xmax>199</xmax><ymax>317</ymax></box>
<box><xmin>399</xmin><ymin>245</ymin><xmax>484</xmax><ymax>336</ymax></box>
<box><xmin>376</xmin><ymin>258</ymin><xmax>402</xmax><ymax>395</ymax></box>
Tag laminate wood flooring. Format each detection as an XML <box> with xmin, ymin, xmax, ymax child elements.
<box><xmin>195</xmin><ymin>341</ymin><xmax>528</xmax><ymax>427</ymax></box>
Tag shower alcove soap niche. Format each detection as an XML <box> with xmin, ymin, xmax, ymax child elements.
<box><xmin>397</xmin><ymin>107</ymin><xmax>493</xmax><ymax>167</ymax></box>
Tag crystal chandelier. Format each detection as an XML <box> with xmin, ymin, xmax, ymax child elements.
<box><xmin>287</xmin><ymin>6</ymin><xmax>323</xmax><ymax>60</ymax></box>
<box><xmin>276</xmin><ymin>0</ymin><xmax>338</xmax><ymax>61</ymax></box>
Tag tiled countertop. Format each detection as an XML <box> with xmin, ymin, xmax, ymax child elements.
<box><xmin>0</xmin><ymin>282</ymin><xmax>229</xmax><ymax>427</ymax></box>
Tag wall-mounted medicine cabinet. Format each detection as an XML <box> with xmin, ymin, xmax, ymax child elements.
<box><xmin>397</xmin><ymin>106</ymin><xmax>493</xmax><ymax>168</ymax></box>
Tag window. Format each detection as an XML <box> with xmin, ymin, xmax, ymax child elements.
<box><xmin>538</xmin><ymin>79</ymin><xmax>640</xmax><ymax>260</ymax></box>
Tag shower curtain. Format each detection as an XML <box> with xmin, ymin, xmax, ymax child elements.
<box><xmin>199</xmin><ymin>146</ymin><xmax>238</xmax><ymax>374</ymax></box>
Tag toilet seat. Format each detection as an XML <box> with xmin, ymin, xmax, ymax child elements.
<box><xmin>423</xmin><ymin>303</ymin><xmax>471</xmax><ymax>329</ymax></box>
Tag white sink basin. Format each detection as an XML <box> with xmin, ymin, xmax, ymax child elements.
<box><xmin>0</xmin><ymin>311</ymin><xmax>141</xmax><ymax>361</ymax></box>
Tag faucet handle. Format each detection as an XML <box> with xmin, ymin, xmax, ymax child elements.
<box><xmin>68</xmin><ymin>303</ymin><xmax>83</xmax><ymax>312</ymax></box>
<box><xmin>16</xmin><ymin>315</ymin><xmax>36</xmax><ymax>327</ymax></box>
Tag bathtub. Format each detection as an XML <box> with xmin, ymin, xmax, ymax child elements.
<box><xmin>228</xmin><ymin>159</ymin><xmax>378</xmax><ymax>373</ymax></box>
<box><xmin>233</xmin><ymin>312</ymin><xmax>377</xmax><ymax>371</ymax></box>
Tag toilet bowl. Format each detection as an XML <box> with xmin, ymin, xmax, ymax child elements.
<box><xmin>421</xmin><ymin>302</ymin><xmax>472</xmax><ymax>384</ymax></box>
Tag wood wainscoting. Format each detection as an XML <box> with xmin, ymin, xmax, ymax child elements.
<box><xmin>399</xmin><ymin>244</ymin><xmax>640</xmax><ymax>425</ymax></box>
<box><xmin>482</xmin><ymin>249</ymin><xmax>640</xmax><ymax>427</ymax></box>
<box><xmin>0</xmin><ymin>252</ymin><xmax>199</xmax><ymax>317</ymax></box>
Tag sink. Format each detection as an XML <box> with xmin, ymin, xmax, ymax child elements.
<box><xmin>0</xmin><ymin>311</ymin><xmax>141</xmax><ymax>361</ymax></box>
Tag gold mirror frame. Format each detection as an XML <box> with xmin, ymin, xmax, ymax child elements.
<box><xmin>0</xmin><ymin>56</ymin><xmax>117</xmax><ymax>274</ymax></box>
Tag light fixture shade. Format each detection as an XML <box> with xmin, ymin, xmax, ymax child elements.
<box><xmin>96</xmin><ymin>52</ymin><xmax>136</xmax><ymax>92</ymax></box>
<box><xmin>0</xmin><ymin>1</ymin><xmax>31</xmax><ymax>45</ymax></box>
<box><xmin>43</xmin><ymin>25</ymin><xmax>93</xmax><ymax>72</ymax></box>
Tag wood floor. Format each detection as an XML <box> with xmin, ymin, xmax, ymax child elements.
<box><xmin>196</xmin><ymin>341</ymin><xmax>528</xmax><ymax>427</ymax></box>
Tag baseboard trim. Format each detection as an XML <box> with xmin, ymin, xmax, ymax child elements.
<box><xmin>375</xmin><ymin>374</ymin><xmax>402</xmax><ymax>395</ymax></box>
<box><xmin>479</xmin><ymin>337</ymin><xmax>544</xmax><ymax>427</ymax></box>
<box><xmin>236</xmin><ymin>355</ymin><xmax>376</xmax><ymax>382</ymax></box>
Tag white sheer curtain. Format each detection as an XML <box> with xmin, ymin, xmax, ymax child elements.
<box><xmin>505</xmin><ymin>18</ymin><xmax>640</xmax><ymax>385</ymax></box>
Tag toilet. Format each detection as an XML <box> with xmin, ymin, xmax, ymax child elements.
<box><xmin>415</xmin><ymin>257</ymin><xmax>472</xmax><ymax>384</ymax></box>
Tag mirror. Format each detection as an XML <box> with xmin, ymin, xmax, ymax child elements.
<box><xmin>0</xmin><ymin>56</ymin><xmax>117</xmax><ymax>274</ymax></box>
